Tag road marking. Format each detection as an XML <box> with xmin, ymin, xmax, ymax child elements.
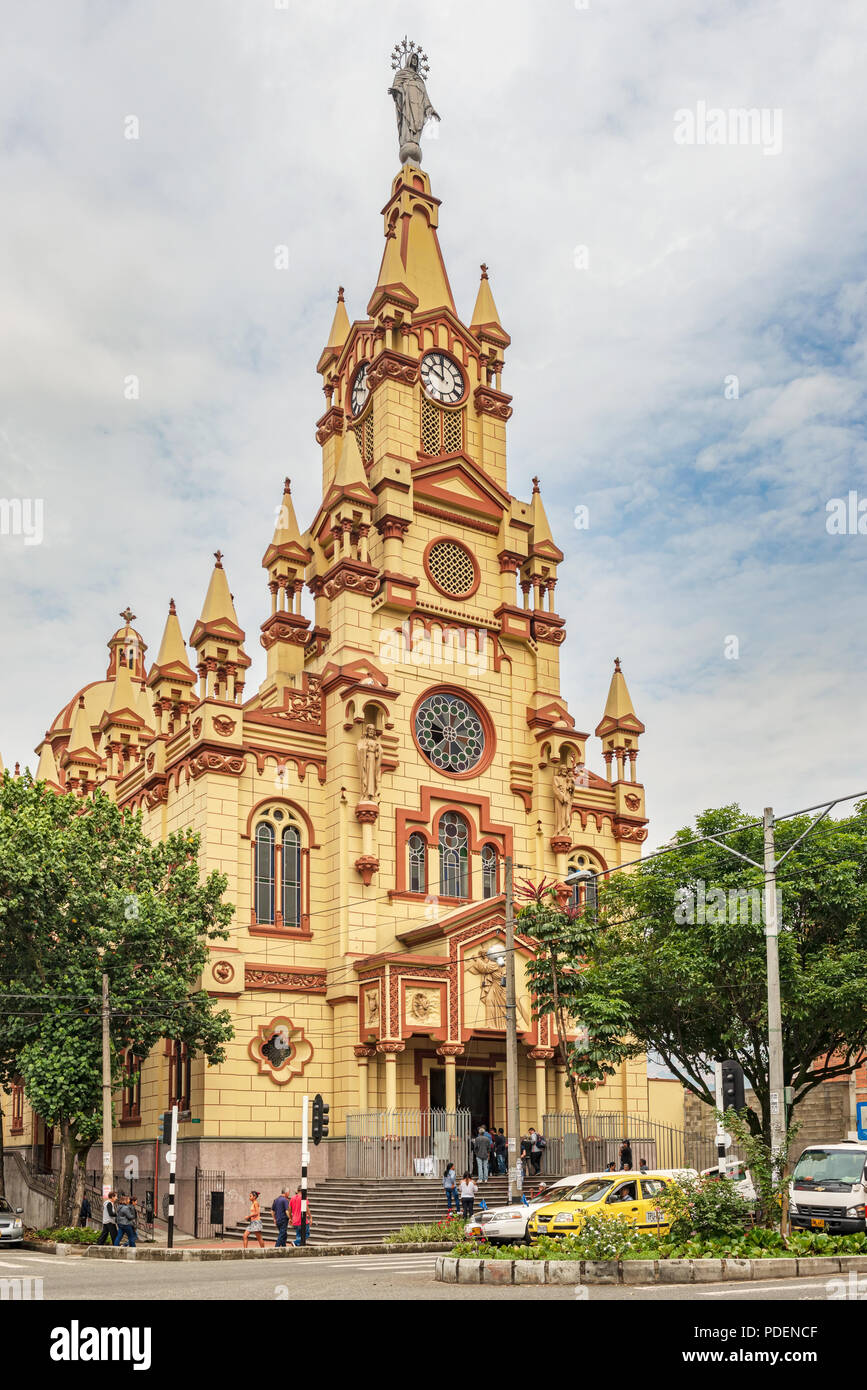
<box><xmin>698</xmin><ymin>1279</ymin><xmax>832</xmax><ymax>1296</ymax></box>
<box><xmin>0</xmin><ymin>1260</ymin><xmax>26</xmax><ymax>1268</ymax></box>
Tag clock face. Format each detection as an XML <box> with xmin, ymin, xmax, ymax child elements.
<box><xmin>420</xmin><ymin>352</ymin><xmax>465</xmax><ymax>405</ymax></box>
<box><xmin>350</xmin><ymin>363</ymin><xmax>370</xmax><ymax>417</ymax></box>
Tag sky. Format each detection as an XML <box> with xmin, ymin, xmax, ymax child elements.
<box><xmin>1</xmin><ymin>0</ymin><xmax>866</xmax><ymax>847</ymax></box>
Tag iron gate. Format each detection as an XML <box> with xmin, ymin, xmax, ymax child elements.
<box><xmin>540</xmin><ymin>1111</ymin><xmax>744</xmax><ymax>1176</ymax></box>
<box><xmin>346</xmin><ymin>1108</ymin><xmax>471</xmax><ymax>1178</ymax></box>
<box><xmin>194</xmin><ymin>1167</ymin><xmax>225</xmax><ymax>1239</ymax></box>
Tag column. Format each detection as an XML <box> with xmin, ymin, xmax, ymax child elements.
<box><xmin>377</xmin><ymin>1042</ymin><xmax>405</xmax><ymax>1112</ymax></box>
<box><xmin>436</xmin><ymin>1044</ymin><xmax>465</xmax><ymax>1112</ymax></box>
<box><xmin>353</xmin><ymin>1045</ymin><xmax>376</xmax><ymax>1111</ymax></box>
<box><xmin>529</xmin><ymin>1049</ymin><xmax>554</xmax><ymax>1127</ymax></box>
<box><xmin>555</xmin><ymin>1065</ymin><xmax>569</xmax><ymax>1114</ymax></box>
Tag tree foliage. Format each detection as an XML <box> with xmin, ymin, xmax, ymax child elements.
<box><xmin>0</xmin><ymin>773</ymin><xmax>235</xmax><ymax>1220</ymax></box>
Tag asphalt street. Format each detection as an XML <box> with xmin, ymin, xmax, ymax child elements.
<box><xmin>0</xmin><ymin>1250</ymin><xmax>842</xmax><ymax>1301</ymax></box>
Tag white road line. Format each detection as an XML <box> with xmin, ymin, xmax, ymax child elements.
<box><xmin>0</xmin><ymin>1260</ymin><xmax>26</xmax><ymax>1268</ymax></box>
<box><xmin>698</xmin><ymin>1279</ymin><xmax>833</xmax><ymax>1296</ymax></box>
<box><xmin>20</xmin><ymin>1256</ymin><xmax>86</xmax><ymax>1266</ymax></box>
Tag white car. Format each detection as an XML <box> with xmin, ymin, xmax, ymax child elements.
<box><xmin>0</xmin><ymin>1197</ymin><xmax>25</xmax><ymax>1246</ymax></box>
<box><xmin>463</xmin><ymin>1174</ymin><xmax>598</xmax><ymax>1246</ymax></box>
<box><xmin>701</xmin><ymin>1163</ymin><xmax>757</xmax><ymax>1202</ymax></box>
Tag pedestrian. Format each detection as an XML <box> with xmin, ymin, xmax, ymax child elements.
<box><xmin>272</xmin><ymin>1187</ymin><xmax>291</xmax><ymax>1247</ymax></box>
<box><xmin>459</xmin><ymin>1171</ymin><xmax>478</xmax><ymax>1218</ymax></box>
<box><xmin>95</xmin><ymin>1191</ymin><xmax>118</xmax><ymax>1246</ymax></box>
<box><xmin>113</xmin><ymin>1194</ymin><xmax>137</xmax><ymax>1248</ymax></box>
<box><xmin>493</xmin><ymin>1128</ymin><xmax>507</xmax><ymax>1175</ymax></box>
<box><xmin>527</xmin><ymin>1126</ymin><xmax>546</xmax><ymax>1175</ymax></box>
<box><xmin>639</xmin><ymin>1158</ymin><xmax>648</xmax><ymax>1174</ymax></box>
<box><xmin>243</xmin><ymin>1190</ymin><xmax>265</xmax><ymax>1250</ymax></box>
<box><xmin>619</xmin><ymin>1137</ymin><xmax>633</xmax><ymax>1171</ymax></box>
<box><xmin>77</xmin><ymin>1194</ymin><xmax>92</xmax><ymax>1228</ymax></box>
<box><xmin>606</xmin><ymin>1161</ymin><xmax>617</xmax><ymax>1172</ymax></box>
<box><xmin>472</xmin><ymin>1125</ymin><xmax>493</xmax><ymax>1182</ymax></box>
<box><xmin>443</xmin><ymin>1162</ymin><xmax>459</xmax><ymax>1213</ymax></box>
<box><xmin>289</xmin><ymin>1185</ymin><xmax>310</xmax><ymax>1246</ymax></box>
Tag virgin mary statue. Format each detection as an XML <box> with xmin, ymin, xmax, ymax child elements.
<box><xmin>388</xmin><ymin>51</ymin><xmax>440</xmax><ymax>165</ymax></box>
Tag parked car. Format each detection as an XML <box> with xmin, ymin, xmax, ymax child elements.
<box><xmin>0</xmin><ymin>1198</ymin><xmax>25</xmax><ymax>1246</ymax></box>
<box><xmin>788</xmin><ymin>1141</ymin><xmax>867</xmax><ymax>1236</ymax></box>
<box><xmin>463</xmin><ymin>1176</ymin><xmax>583</xmax><ymax>1246</ymax></box>
<box><xmin>527</xmin><ymin>1169</ymin><xmax>697</xmax><ymax>1241</ymax></box>
<box><xmin>701</xmin><ymin>1162</ymin><xmax>757</xmax><ymax>1202</ymax></box>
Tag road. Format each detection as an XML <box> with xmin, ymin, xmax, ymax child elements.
<box><xmin>0</xmin><ymin>1250</ymin><xmax>842</xmax><ymax>1300</ymax></box>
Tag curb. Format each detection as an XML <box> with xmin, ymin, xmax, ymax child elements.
<box><xmin>33</xmin><ymin>1240</ymin><xmax>455</xmax><ymax>1261</ymax></box>
<box><xmin>435</xmin><ymin>1253</ymin><xmax>867</xmax><ymax>1286</ymax></box>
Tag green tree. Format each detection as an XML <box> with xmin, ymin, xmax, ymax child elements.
<box><xmin>538</xmin><ymin>804</ymin><xmax>867</xmax><ymax>1145</ymax></box>
<box><xmin>0</xmin><ymin>773</ymin><xmax>234</xmax><ymax>1223</ymax></box>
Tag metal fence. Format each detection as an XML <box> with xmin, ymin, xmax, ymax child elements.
<box><xmin>541</xmin><ymin>1111</ymin><xmax>744</xmax><ymax>1177</ymax></box>
<box><xmin>85</xmin><ymin>1170</ymin><xmax>156</xmax><ymax>1240</ymax></box>
<box><xmin>346</xmin><ymin>1108</ymin><xmax>472</xmax><ymax>1179</ymax></box>
<box><xmin>194</xmin><ymin>1168</ymin><xmax>226</xmax><ymax>1239</ymax></box>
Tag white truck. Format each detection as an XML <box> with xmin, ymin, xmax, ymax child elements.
<box><xmin>788</xmin><ymin>1140</ymin><xmax>867</xmax><ymax>1236</ymax></box>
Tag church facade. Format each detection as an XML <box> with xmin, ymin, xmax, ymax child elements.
<box><xmin>8</xmin><ymin>150</ymin><xmax>651</xmax><ymax>1219</ymax></box>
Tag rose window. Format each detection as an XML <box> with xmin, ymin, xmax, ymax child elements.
<box><xmin>414</xmin><ymin>691</ymin><xmax>485</xmax><ymax>774</ymax></box>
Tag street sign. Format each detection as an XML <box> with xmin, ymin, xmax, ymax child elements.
<box><xmin>165</xmin><ymin>1149</ymin><xmax>177</xmax><ymax>1166</ymax></box>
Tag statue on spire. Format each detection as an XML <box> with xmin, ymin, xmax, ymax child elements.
<box><xmin>388</xmin><ymin>37</ymin><xmax>440</xmax><ymax>166</ymax></box>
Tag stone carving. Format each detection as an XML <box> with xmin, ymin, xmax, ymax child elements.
<box><xmin>356</xmin><ymin>723</ymin><xmax>382</xmax><ymax>799</ymax></box>
<box><xmin>364</xmin><ymin>989</ymin><xmax>380</xmax><ymax>1027</ymax></box>
<box><xmin>466</xmin><ymin>951</ymin><xmax>507</xmax><ymax>1029</ymax></box>
<box><xmin>406</xmin><ymin>988</ymin><xmax>441</xmax><ymax>1026</ymax></box>
<box><xmin>248</xmin><ymin>1016</ymin><xmax>313</xmax><ymax>1084</ymax></box>
<box><xmin>213</xmin><ymin>715</ymin><xmax>236</xmax><ymax>737</ymax></box>
<box><xmin>212</xmin><ymin>960</ymin><xmax>235</xmax><ymax>984</ymax></box>
<box><xmin>388</xmin><ymin>38</ymin><xmax>440</xmax><ymax>165</ymax></box>
<box><xmin>552</xmin><ymin>763</ymin><xmax>575</xmax><ymax>836</ymax></box>
<box><xmin>625</xmin><ymin>793</ymin><xmax>641</xmax><ymax>811</ymax></box>
<box><xmin>245</xmin><ymin>967</ymin><xmax>326</xmax><ymax>994</ymax></box>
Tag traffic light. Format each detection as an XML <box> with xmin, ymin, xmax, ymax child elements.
<box><xmin>157</xmin><ymin>1110</ymin><xmax>173</xmax><ymax>1144</ymax></box>
<box><xmin>311</xmin><ymin>1093</ymin><xmax>329</xmax><ymax>1145</ymax></box>
<box><xmin>720</xmin><ymin>1059</ymin><xmax>745</xmax><ymax>1113</ymax></box>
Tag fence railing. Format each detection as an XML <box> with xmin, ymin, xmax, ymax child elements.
<box><xmin>346</xmin><ymin>1108</ymin><xmax>472</xmax><ymax>1179</ymax></box>
<box><xmin>541</xmin><ymin>1111</ymin><xmax>744</xmax><ymax>1177</ymax></box>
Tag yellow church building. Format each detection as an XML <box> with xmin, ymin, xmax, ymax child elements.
<box><xmin>7</xmin><ymin>71</ymin><xmax>652</xmax><ymax>1226</ymax></box>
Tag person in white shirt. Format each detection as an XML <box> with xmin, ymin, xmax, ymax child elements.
<box><xmin>459</xmin><ymin>1172</ymin><xmax>479</xmax><ymax>1218</ymax></box>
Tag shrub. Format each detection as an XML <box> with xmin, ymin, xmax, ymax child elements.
<box><xmin>654</xmin><ymin>1173</ymin><xmax>752</xmax><ymax>1243</ymax></box>
<box><xmin>385</xmin><ymin>1214</ymin><xmax>467</xmax><ymax>1245</ymax></box>
<box><xmin>33</xmin><ymin>1226</ymin><xmax>99</xmax><ymax>1245</ymax></box>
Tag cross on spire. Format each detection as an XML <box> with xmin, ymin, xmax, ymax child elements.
<box><xmin>214</xmin><ymin>550</ymin><xmax>224</xmax><ymax>568</ymax></box>
<box><xmin>119</xmin><ymin>607</ymin><xmax>136</xmax><ymax>624</ymax></box>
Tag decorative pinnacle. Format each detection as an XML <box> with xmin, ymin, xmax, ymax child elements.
<box><xmin>614</xmin><ymin>657</ymin><xmax>622</xmax><ymax>672</ymax></box>
<box><xmin>531</xmin><ymin>476</ymin><xmax>541</xmax><ymax>494</ymax></box>
<box><xmin>480</xmin><ymin>263</ymin><xmax>489</xmax><ymax>280</ymax></box>
<box><xmin>168</xmin><ymin>598</ymin><xmax>177</xmax><ymax>615</ymax></box>
<box><xmin>284</xmin><ymin>477</ymin><xmax>292</xmax><ymax>494</ymax></box>
<box><xmin>337</xmin><ymin>286</ymin><xmax>345</xmax><ymax>302</ymax></box>
<box><xmin>214</xmin><ymin>550</ymin><xmax>224</xmax><ymax>568</ymax></box>
<box><xmin>119</xmin><ymin>607</ymin><xmax>136</xmax><ymax>624</ymax></box>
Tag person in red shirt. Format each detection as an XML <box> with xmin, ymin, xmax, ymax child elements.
<box><xmin>289</xmin><ymin>1185</ymin><xmax>311</xmax><ymax>1246</ymax></box>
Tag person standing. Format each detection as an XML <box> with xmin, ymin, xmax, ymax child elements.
<box><xmin>443</xmin><ymin>1162</ymin><xmax>459</xmax><ymax>1213</ymax></box>
<box><xmin>459</xmin><ymin>1172</ymin><xmax>478</xmax><ymax>1219</ymax></box>
<box><xmin>619</xmin><ymin>1138</ymin><xmax>633</xmax><ymax>1171</ymax></box>
<box><xmin>527</xmin><ymin>1126</ymin><xmax>546</xmax><ymax>1176</ymax></box>
<box><xmin>95</xmin><ymin>1191</ymin><xmax>118</xmax><ymax>1246</ymax></box>
<box><xmin>113</xmin><ymin>1195</ymin><xmax>137</xmax><ymax>1248</ymax></box>
<box><xmin>289</xmin><ymin>1185</ymin><xmax>310</xmax><ymax>1246</ymax></box>
<box><xmin>272</xmin><ymin>1188</ymin><xmax>291</xmax><ymax>1247</ymax></box>
<box><xmin>243</xmin><ymin>1190</ymin><xmax>265</xmax><ymax>1250</ymax></box>
<box><xmin>77</xmin><ymin>1194</ymin><xmax>92</xmax><ymax>1228</ymax></box>
<box><xmin>472</xmin><ymin>1126</ymin><xmax>492</xmax><ymax>1182</ymax></box>
<box><xmin>493</xmin><ymin>1128</ymin><xmax>507</xmax><ymax>1175</ymax></box>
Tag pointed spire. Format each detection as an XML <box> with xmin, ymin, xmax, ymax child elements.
<box><xmin>107</xmin><ymin>653</ymin><xmax>140</xmax><ymax>716</ymax></box>
<box><xmin>376</xmin><ymin>223</ymin><xmax>408</xmax><ymax>293</ymax></box>
<box><xmin>334</xmin><ymin>429</ymin><xmax>368</xmax><ymax>490</ymax></box>
<box><xmin>36</xmin><ymin>738</ymin><xmax>61</xmax><ymax>787</ymax></box>
<box><xmin>596</xmin><ymin>658</ymin><xmax>645</xmax><ymax>739</ymax></box>
<box><xmin>471</xmin><ymin>263</ymin><xmax>510</xmax><ymax>348</ymax></box>
<box><xmin>325</xmin><ymin>286</ymin><xmax>350</xmax><ymax>353</ymax></box>
<box><xmin>198</xmin><ymin>551</ymin><xmax>241</xmax><ymax>629</ymax></box>
<box><xmin>529</xmin><ymin>476</ymin><xmax>564</xmax><ymax>561</ymax></box>
<box><xmin>62</xmin><ymin>695</ymin><xmax>102</xmax><ymax>770</ymax></box>
<box><xmin>153</xmin><ymin>598</ymin><xmax>194</xmax><ymax>673</ymax></box>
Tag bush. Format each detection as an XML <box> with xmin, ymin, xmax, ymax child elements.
<box><xmin>32</xmin><ymin>1226</ymin><xmax>99</xmax><ymax>1245</ymax></box>
<box><xmin>385</xmin><ymin>1214</ymin><xmax>468</xmax><ymax>1245</ymax></box>
<box><xmin>654</xmin><ymin>1173</ymin><xmax>752</xmax><ymax>1243</ymax></box>
<box><xmin>452</xmin><ymin>1227</ymin><xmax>867</xmax><ymax>1262</ymax></box>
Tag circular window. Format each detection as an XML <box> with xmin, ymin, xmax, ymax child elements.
<box><xmin>414</xmin><ymin>690</ymin><xmax>487</xmax><ymax>775</ymax></box>
<box><xmin>425</xmin><ymin>539</ymin><xmax>478</xmax><ymax>599</ymax></box>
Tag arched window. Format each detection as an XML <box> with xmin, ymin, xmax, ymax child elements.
<box><xmin>439</xmin><ymin>811</ymin><xmax>469</xmax><ymax>898</ymax></box>
<box><xmin>255</xmin><ymin>823</ymin><xmax>275</xmax><ymax>924</ymax></box>
<box><xmin>408</xmin><ymin>832</ymin><xmax>427</xmax><ymax>894</ymax></box>
<box><xmin>568</xmin><ymin>854</ymin><xmax>600</xmax><ymax>912</ymax></box>
<box><xmin>282</xmin><ymin>825</ymin><xmax>301</xmax><ymax>927</ymax></box>
<box><xmin>482</xmin><ymin>844</ymin><xmax>497</xmax><ymax>898</ymax></box>
<box><xmin>10</xmin><ymin>1078</ymin><xmax>24</xmax><ymax>1135</ymax></box>
<box><xmin>169</xmin><ymin>1041</ymin><xmax>191</xmax><ymax>1113</ymax></box>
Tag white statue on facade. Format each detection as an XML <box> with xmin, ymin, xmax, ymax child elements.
<box><xmin>357</xmin><ymin>723</ymin><xmax>382</xmax><ymax>800</ymax></box>
<box><xmin>388</xmin><ymin>39</ymin><xmax>440</xmax><ymax>165</ymax></box>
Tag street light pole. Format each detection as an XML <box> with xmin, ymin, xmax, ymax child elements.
<box><xmin>101</xmin><ymin>970</ymin><xmax>112</xmax><ymax>1200</ymax></box>
<box><xmin>504</xmin><ymin>855</ymin><xmax>522</xmax><ymax>1205</ymax></box>
<box><xmin>763</xmin><ymin>808</ymin><xmax>786</xmax><ymax>1171</ymax></box>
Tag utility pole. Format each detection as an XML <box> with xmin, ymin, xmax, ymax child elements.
<box><xmin>714</xmin><ymin>1062</ymin><xmax>727</xmax><ymax>1178</ymax></box>
<box><xmin>300</xmin><ymin>1094</ymin><xmax>310</xmax><ymax>1245</ymax></box>
<box><xmin>504</xmin><ymin>855</ymin><xmax>522</xmax><ymax>1205</ymax></box>
<box><xmin>763</xmin><ymin>808</ymin><xmax>786</xmax><ymax>1173</ymax></box>
<box><xmin>165</xmin><ymin>1103</ymin><xmax>179</xmax><ymax>1249</ymax></box>
<box><xmin>101</xmin><ymin>970</ymin><xmax>112</xmax><ymax>1200</ymax></box>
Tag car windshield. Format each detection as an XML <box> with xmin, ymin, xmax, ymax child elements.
<box><xmin>555</xmin><ymin>1180</ymin><xmax>612</xmax><ymax>1203</ymax></box>
<box><xmin>792</xmin><ymin>1149</ymin><xmax>866</xmax><ymax>1188</ymax></box>
<box><xmin>0</xmin><ymin>1198</ymin><xmax>12</xmax><ymax>1213</ymax></box>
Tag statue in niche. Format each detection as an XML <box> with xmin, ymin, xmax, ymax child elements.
<box><xmin>553</xmin><ymin>762</ymin><xmax>575</xmax><ymax>836</ymax></box>
<box><xmin>356</xmin><ymin>723</ymin><xmax>382</xmax><ymax>800</ymax></box>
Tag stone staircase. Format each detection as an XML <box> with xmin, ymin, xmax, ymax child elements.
<box><xmin>224</xmin><ymin>1174</ymin><xmax>557</xmax><ymax>1245</ymax></box>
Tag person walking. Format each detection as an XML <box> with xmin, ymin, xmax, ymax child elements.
<box><xmin>113</xmin><ymin>1194</ymin><xmax>137</xmax><ymax>1248</ymax></box>
<box><xmin>459</xmin><ymin>1172</ymin><xmax>478</xmax><ymax>1219</ymax></box>
<box><xmin>493</xmin><ymin>1128</ymin><xmax>507</xmax><ymax>1175</ymax></box>
<box><xmin>472</xmin><ymin>1125</ymin><xmax>493</xmax><ymax>1182</ymax></box>
<box><xmin>272</xmin><ymin>1187</ymin><xmax>291</xmax><ymax>1247</ymax></box>
<box><xmin>77</xmin><ymin>1194</ymin><xmax>92</xmax><ymax>1228</ymax></box>
<box><xmin>95</xmin><ymin>1191</ymin><xmax>118</xmax><ymax>1246</ymax></box>
<box><xmin>243</xmin><ymin>1190</ymin><xmax>265</xmax><ymax>1250</ymax></box>
<box><xmin>527</xmin><ymin>1127</ymin><xmax>546</xmax><ymax>1176</ymax></box>
<box><xmin>289</xmin><ymin>1185</ymin><xmax>310</xmax><ymax>1246</ymax></box>
<box><xmin>443</xmin><ymin>1162</ymin><xmax>459</xmax><ymax>1213</ymax></box>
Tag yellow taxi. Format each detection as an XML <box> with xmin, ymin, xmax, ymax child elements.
<box><xmin>526</xmin><ymin>1170</ymin><xmax>685</xmax><ymax>1241</ymax></box>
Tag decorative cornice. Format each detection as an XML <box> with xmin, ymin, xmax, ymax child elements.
<box><xmin>315</xmin><ymin>405</ymin><xmax>345</xmax><ymax>446</ymax></box>
<box><xmin>245</xmin><ymin>966</ymin><xmax>327</xmax><ymax>994</ymax></box>
<box><xmin>473</xmin><ymin>383</ymin><xmax>513</xmax><ymax>421</ymax></box>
